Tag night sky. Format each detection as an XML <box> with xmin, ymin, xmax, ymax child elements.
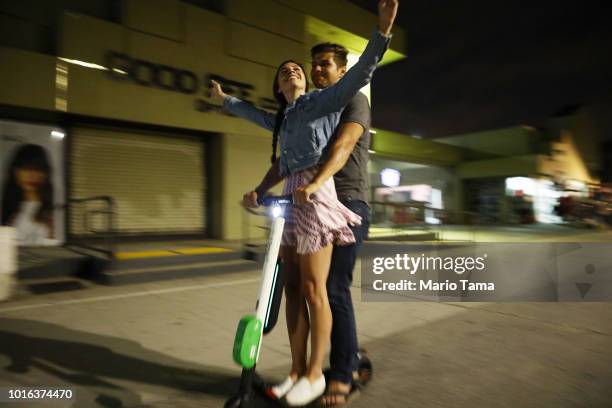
<box><xmin>349</xmin><ymin>0</ymin><xmax>612</xmax><ymax>138</ymax></box>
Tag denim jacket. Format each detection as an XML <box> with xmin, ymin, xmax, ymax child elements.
<box><xmin>223</xmin><ymin>30</ymin><xmax>391</xmax><ymax>177</ymax></box>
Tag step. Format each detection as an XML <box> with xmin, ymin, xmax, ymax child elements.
<box><xmin>242</xmin><ymin>243</ymin><xmax>268</xmax><ymax>264</ymax></box>
<box><xmin>112</xmin><ymin>246</ymin><xmax>241</xmax><ymax>269</ymax></box>
<box><xmin>361</xmin><ymin>241</ymin><xmax>475</xmax><ymax>259</ymax></box>
<box><xmin>17</xmin><ymin>247</ymin><xmax>92</xmax><ymax>280</ymax></box>
<box><xmin>367</xmin><ymin>232</ymin><xmax>438</xmax><ymax>241</ymax></box>
<box><xmin>97</xmin><ymin>259</ymin><xmax>259</xmax><ymax>285</ymax></box>
<box><xmin>17</xmin><ymin>277</ymin><xmax>94</xmax><ymax>297</ymax></box>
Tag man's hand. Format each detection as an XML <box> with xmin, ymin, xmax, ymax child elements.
<box><xmin>294</xmin><ymin>182</ymin><xmax>321</xmax><ymax>205</ymax></box>
<box><xmin>242</xmin><ymin>190</ymin><xmax>259</xmax><ymax>208</ymax></box>
<box><xmin>378</xmin><ymin>0</ymin><xmax>398</xmax><ymax>36</ymax></box>
<box><xmin>209</xmin><ymin>79</ymin><xmax>227</xmax><ymax>103</ymax></box>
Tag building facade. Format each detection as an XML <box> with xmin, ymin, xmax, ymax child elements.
<box><xmin>2</xmin><ymin>0</ymin><xmax>604</xmax><ymax>245</ymax></box>
<box><xmin>0</xmin><ymin>0</ymin><xmax>406</xmax><ymax>243</ymax></box>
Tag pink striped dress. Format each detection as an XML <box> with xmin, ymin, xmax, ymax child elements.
<box><xmin>281</xmin><ymin>166</ymin><xmax>361</xmax><ymax>254</ymax></box>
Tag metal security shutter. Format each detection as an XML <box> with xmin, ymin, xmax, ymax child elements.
<box><xmin>70</xmin><ymin>127</ymin><xmax>205</xmax><ymax>235</ymax></box>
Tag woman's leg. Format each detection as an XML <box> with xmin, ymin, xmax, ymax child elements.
<box><xmin>299</xmin><ymin>243</ymin><xmax>334</xmax><ymax>381</ymax></box>
<box><xmin>281</xmin><ymin>245</ymin><xmax>309</xmax><ymax>379</ymax></box>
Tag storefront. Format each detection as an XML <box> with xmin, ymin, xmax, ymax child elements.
<box><xmin>504</xmin><ymin>177</ymin><xmax>562</xmax><ymax>224</ymax></box>
<box><xmin>69</xmin><ymin>125</ymin><xmax>208</xmax><ymax>236</ymax></box>
<box><xmin>368</xmin><ymin>155</ymin><xmax>455</xmax><ymax>227</ymax></box>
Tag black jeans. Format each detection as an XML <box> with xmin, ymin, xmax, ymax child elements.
<box><xmin>327</xmin><ymin>199</ymin><xmax>370</xmax><ymax>383</ymax></box>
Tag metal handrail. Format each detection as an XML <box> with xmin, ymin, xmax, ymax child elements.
<box><xmin>66</xmin><ymin>195</ymin><xmax>116</xmax><ymax>257</ymax></box>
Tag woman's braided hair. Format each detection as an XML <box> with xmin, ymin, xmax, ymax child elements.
<box><xmin>270</xmin><ymin>60</ymin><xmax>309</xmax><ymax>164</ymax></box>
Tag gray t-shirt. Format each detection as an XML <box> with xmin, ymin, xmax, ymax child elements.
<box><xmin>327</xmin><ymin>92</ymin><xmax>371</xmax><ymax>203</ymax></box>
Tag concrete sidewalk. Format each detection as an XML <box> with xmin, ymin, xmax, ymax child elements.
<box><xmin>1</xmin><ymin>265</ymin><xmax>611</xmax><ymax>407</ymax></box>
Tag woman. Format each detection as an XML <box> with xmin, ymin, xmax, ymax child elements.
<box><xmin>1</xmin><ymin>143</ymin><xmax>55</xmax><ymax>245</ymax></box>
<box><xmin>210</xmin><ymin>2</ymin><xmax>397</xmax><ymax>405</ymax></box>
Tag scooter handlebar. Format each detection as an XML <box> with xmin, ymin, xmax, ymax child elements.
<box><xmin>257</xmin><ymin>194</ymin><xmax>293</xmax><ymax>207</ymax></box>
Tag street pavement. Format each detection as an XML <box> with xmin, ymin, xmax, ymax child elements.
<box><xmin>1</xmin><ymin>227</ymin><xmax>612</xmax><ymax>407</ymax></box>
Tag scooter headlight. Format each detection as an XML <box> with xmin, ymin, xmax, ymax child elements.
<box><xmin>271</xmin><ymin>205</ymin><xmax>283</xmax><ymax>218</ymax></box>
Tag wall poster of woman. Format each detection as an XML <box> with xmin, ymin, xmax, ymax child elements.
<box><xmin>0</xmin><ymin>120</ymin><xmax>65</xmax><ymax>246</ymax></box>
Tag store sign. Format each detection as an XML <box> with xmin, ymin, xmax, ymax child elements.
<box><xmin>105</xmin><ymin>51</ymin><xmax>278</xmax><ymax>113</ymax></box>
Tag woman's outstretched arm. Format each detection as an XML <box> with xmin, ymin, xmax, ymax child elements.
<box><xmin>209</xmin><ymin>79</ymin><xmax>277</xmax><ymax>131</ymax></box>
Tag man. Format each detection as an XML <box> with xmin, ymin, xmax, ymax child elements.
<box><xmin>240</xmin><ymin>3</ymin><xmax>395</xmax><ymax>402</ymax></box>
<box><xmin>294</xmin><ymin>42</ymin><xmax>373</xmax><ymax>406</ymax></box>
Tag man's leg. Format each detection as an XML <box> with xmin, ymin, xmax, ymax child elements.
<box><xmin>327</xmin><ymin>242</ymin><xmax>359</xmax><ymax>384</ymax></box>
<box><xmin>323</xmin><ymin>200</ymin><xmax>370</xmax><ymax>404</ymax></box>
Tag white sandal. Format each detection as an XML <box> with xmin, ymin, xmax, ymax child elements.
<box><xmin>285</xmin><ymin>375</ymin><xmax>326</xmax><ymax>406</ymax></box>
<box><xmin>267</xmin><ymin>376</ymin><xmax>296</xmax><ymax>400</ymax></box>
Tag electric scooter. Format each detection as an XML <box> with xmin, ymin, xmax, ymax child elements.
<box><xmin>225</xmin><ymin>194</ymin><xmax>374</xmax><ymax>407</ymax></box>
<box><xmin>225</xmin><ymin>194</ymin><xmax>292</xmax><ymax>408</ymax></box>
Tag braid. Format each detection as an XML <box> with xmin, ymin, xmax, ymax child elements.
<box><xmin>271</xmin><ymin>108</ymin><xmax>285</xmax><ymax>164</ymax></box>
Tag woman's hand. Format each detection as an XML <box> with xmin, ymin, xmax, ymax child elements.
<box><xmin>242</xmin><ymin>190</ymin><xmax>259</xmax><ymax>208</ymax></box>
<box><xmin>209</xmin><ymin>79</ymin><xmax>227</xmax><ymax>103</ymax></box>
<box><xmin>294</xmin><ymin>182</ymin><xmax>321</xmax><ymax>205</ymax></box>
<box><xmin>378</xmin><ymin>0</ymin><xmax>398</xmax><ymax>36</ymax></box>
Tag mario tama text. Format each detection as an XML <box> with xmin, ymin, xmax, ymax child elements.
<box><xmin>372</xmin><ymin>278</ymin><xmax>494</xmax><ymax>292</ymax></box>
<box><xmin>360</xmin><ymin>247</ymin><xmax>500</xmax><ymax>301</ymax></box>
